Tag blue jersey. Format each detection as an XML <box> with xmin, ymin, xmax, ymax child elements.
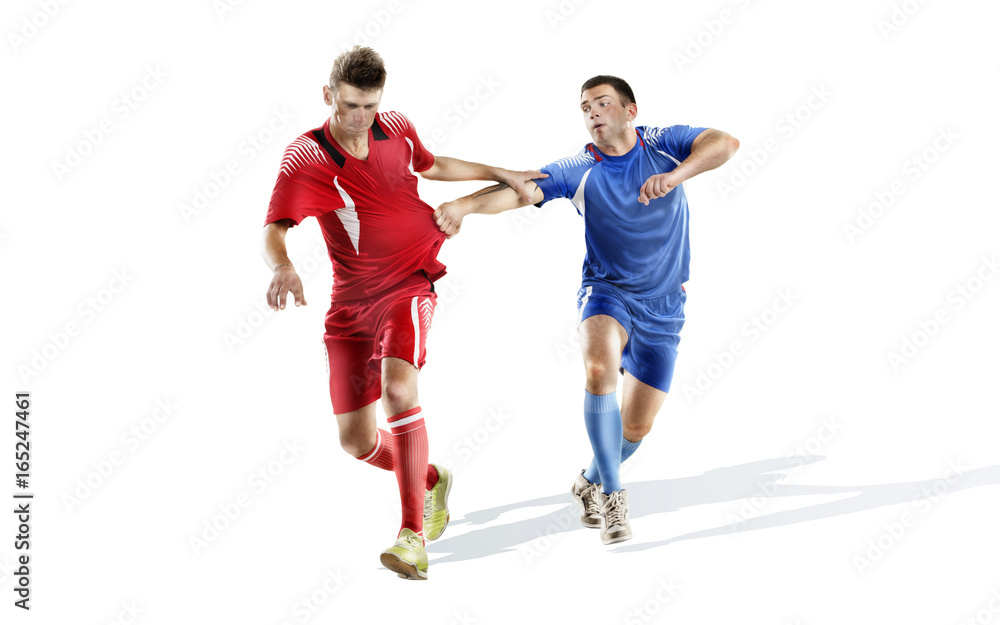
<box><xmin>535</xmin><ymin>125</ymin><xmax>707</xmax><ymax>299</ymax></box>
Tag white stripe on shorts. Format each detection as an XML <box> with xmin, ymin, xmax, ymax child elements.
<box><xmin>322</xmin><ymin>339</ymin><xmax>330</xmax><ymax>376</ymax></box>
<box><xmin>579</xmin><ymin>286</ymin><xmax>593</xmax><ymax>324</ymax></box>
<box><xmin>411</xmin><ymin>296</ymin><xmax>420</xmax><ymax>364</ymax></box>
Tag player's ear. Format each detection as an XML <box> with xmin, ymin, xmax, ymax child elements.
<box><xmin>627</xmin><ymin>102</ymin><xmax>637</xmax><ymax>122</ymax></box>
<box><xmin>323</xmin><ymin>84</ymin><xmax>335</xmax><ymax>106</ymax></box>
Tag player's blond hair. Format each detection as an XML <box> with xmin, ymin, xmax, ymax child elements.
<box><xmin>329</xmin><ymin>46</ymin><xmax>387</xmax><ymax>92</ymax></box>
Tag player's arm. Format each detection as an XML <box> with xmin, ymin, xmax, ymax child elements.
<box><xmin>433</xmin><ymin>180</ymin><xmax>546</xmax><ymax>238</ymax></box>
<box><xmin>638</xmin><ymin>129</ymin><xmax>740</xmax><ymax>205</ymax></box>
<box><xmin>418</xmin><ymin>155</ymin><xmax>547</xmax><ymax>204</ymax></box>
<box><xmin>261</xmin><ymin>219</ymin><xmax>307</xmax><ymax>310</ymax></box>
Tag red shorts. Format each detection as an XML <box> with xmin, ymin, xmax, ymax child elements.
<box><xmin>323</xmin><ymin>271</ymin><xmax>437</xmax><ymax>414</ymax></box>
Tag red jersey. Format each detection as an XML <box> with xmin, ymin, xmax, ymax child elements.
<box><xmin>264</xmin><ymin>112</ymin><xmax>446</xmax><ymax>302</ymax></box>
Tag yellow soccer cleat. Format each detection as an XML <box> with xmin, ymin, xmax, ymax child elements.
<box><xmin>380</xmin><ymin>528</ymin><xmax>428</xmax><ymax>580</ymax></box>
<box><xmin>423</xmin><ymin>464</ymin><xmax>452</xmax><ymax>541</ymax></box>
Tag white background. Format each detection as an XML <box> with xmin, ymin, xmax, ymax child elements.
<box><xmin>4</xmin><ymin>0</ymin><xmax>1000</xmax><ymax>623</ymax></box>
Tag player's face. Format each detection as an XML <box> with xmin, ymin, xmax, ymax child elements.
<box><xmin>324</xmin><ymin>83</ymin><xmax>382</xmax><ymax>137</ymax></box>
<box><xmin>580</xmin><ymin>85</ymin><xmax>635</xmax><ymax>144</ymax></box>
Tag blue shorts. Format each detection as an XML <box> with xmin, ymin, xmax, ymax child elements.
<box><xmin>577</xmin><ymin>282</ymin><xmax>686</xmax><ymax>393</ymax></box>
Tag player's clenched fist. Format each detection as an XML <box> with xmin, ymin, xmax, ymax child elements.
<box><xmin>267</xmin><ymin>265</ymin><xmax>308</xmax><ymax>310</ymax></box>
<box><xmin>434</xmin><ymin>200</ymin><xmax>470</xmax><ymax>238</ymax></box>
<box><xmin>638</xmin><ymin>171</ymin><xmax>683</xmax><ymax>206</ymax></box>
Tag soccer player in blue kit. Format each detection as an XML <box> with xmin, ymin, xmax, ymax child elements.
<box><xmin>433</xmin><ymin>76</ymin><xmax>739</xmax><ymax>544</ymax></box>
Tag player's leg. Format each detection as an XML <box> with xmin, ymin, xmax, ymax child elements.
<box><xmin>375</xmin><ymin>280</ymin><xmax>448</xmax><ymax>579</ymax></box>
<box><xmin>597</xmin><ymin>288</ymin><xmax>684</xmax><ymax>542</ymax></box>
<box><xmin>325</xmin><ymin>301</ymin><xmax>426</xmax><ymax>580</ymax></box>
<box><xmin>588</xmin><ymin>379</ymin><xmax>666</xmax><ymax>546</ymax></box>
<box><xmin>335</xmin><ymin>402</ymin><xmax>379</xmax><ymax>457</ymax></box>
<box><xmin>377</xmin><ymin>362</ymin><xmax>430</xmax><ymax>580</ymax></box>
<box><xmin>334</xmin><ymin>362</ymin><xmax>440</xmax><ymax>491</ymax></box>
<box><xmin>571</xmin><ymin>312</ymin><xmax>621</xmax><ymax>529</ymax></box>
<box><xmin>323</xmin><ymin>330</ymin><xmax>392</xmax><ymax>468</ymax></box>
<box><xmin>615</xmin><ymin>286</ymin><xmax>685</xmax><ymax>469</ymax></box>
<box><xmin>324</xmin><ymin>297</ymin><xmax>441</xmax><ymax>487</ymax></box>
<box><xmin>581</xmin><ymin>313</ymin><xmax>627</xmax><ymax>395</ymax></box>
<box><xmin>570</xmin><ymin>285</ymin><xmax>629</xmax><ymax>529</ymax></box>
<box><xmin>579</xmin><ymin>313</ymin><xmax>628</xmax><ymax>491</ymax></box>
<box><xmin>579</xmin><ymin>313</ymin><xmax>635</xmax><ymax>544</ymax></box>
<box><xmin>377</xmin><ymin>354</ymin><xmax>450</xmax><ymax>535</ymax></box>
<box><xmin>577</xmin><ymin>349</ymin><xmax>667</xmax><ymax>544</ymax></box>
<box><xmin>378</xmin><ymin>287</ymin><xmax>448</xmax><ymax>536</ymax></box>
<box><xmin>380</xmin><ymin>355</ymin><xmax>427</xmax><ymax>539</ymax></box>
<box><xmin>617</xmin><ymin>369</ymin><xmax>668</xmax><ymax>458</ymax></box>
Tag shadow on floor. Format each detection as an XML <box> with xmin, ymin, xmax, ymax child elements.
<box><xmin>426</xmin><ymin>457</ymin><xmax>998</xmax><ymax>563</ymax></box>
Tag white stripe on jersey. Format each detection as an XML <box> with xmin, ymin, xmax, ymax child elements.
<box><xmin>552</xmin><ymin>149</ymin><xmax>597</xmax><ymax>170</ymax></box>
<box><xmin>643</xmin><ymin>127</ymin><xmax>683</xmax><ymax>165</ymax></box>
<box><xmin>332</xmin><ymin>177</ymin><xmax>361</xmax><ymax>254</ymax></box>
<box><xmin>389</xmin><ymin>112</ymin><xmax>408</xmax><ymax>135</ymax></box>
<box><xmin>404</xmin><ymin>137</ymin><xmax>415</xmax><ymax>175</ymax></box>
<box><xmin>643</xmin><ymin>126</ymin><xmax>666</xmax><ymax>146</ymax></box>
<box><xmin>379</xmin><ymin>112</ymin><xmax>396</xmax><ymax>135</ymax></box>
<box><xmin>571</xmin><ymin>168</ymin><xmax>593</xmax><ymax>217</ymax></box>
<box><xmin>655</xmin><ymin>149</ymin><xmax>682</xmax><ymax>166</ymax></box>
<box><xmin>380</xmin><ymin>111</ymin><xmax>405</xmax><ymax>136</ymax></box>
<box><xmin>279</xmin><ymin>136</ymin><xmax>326</xmax><ymax>177</ymax></box>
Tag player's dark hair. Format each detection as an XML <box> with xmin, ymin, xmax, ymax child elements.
<box><xmin>580</xmin><ymin>75</ymin><xmax>636</xmax><ymax>107</ymax></box>
<box><xmin>329</xmin><ymin>46</ymin><xmax>387</xmax><ymax>92</ymax></box>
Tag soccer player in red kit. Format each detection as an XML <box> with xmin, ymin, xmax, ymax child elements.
<box><xmin>260</xmin><ymin>46</ymin><xmax>544</xmax><ymax>580</ymax></box>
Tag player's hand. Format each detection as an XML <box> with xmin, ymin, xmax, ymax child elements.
<box><xmin>267</xmin><ymin>265</ymin><xmax>307</xmax><ymax>310</ymax></box>
<box><xmin>638</xmin><ymin>172</ymin><xmax>682</xmax><ymax>205</ymax></box>
<box><xmin>497</xmin><ymin>169</ymin><xmax>548</xmax><ymax>205</ymax></box>
<box><xmin>434</xmin><ymin>200</ymin><xmax>469</xmax><ymax>238</ymax></box>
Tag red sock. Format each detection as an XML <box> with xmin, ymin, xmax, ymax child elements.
<box><xmin>425</xmin><ymin>464</ymin><xmax>439</xmax><ymax>490</ymax></box>
<box><xmin>356</xmin><ymin>429</ymin><xmax>394</xmax><ymax>471</ymax></box>
<box><xmin>388</xmin><ymin>407</ymin><xmax>429</xmax><ymax>538</ymax></box>
<box><xmin>356</xmin><ymin>428</ymin><xmax>439</xmax><ymax>490</ymax></box>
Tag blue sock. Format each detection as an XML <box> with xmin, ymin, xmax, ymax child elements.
<box><xmin>583</xmin><ymin>437</ymin><xmax>642</xmax><ymax>485</ymax></box>
<box><xmin>583</xmin><ymin>390</ymin><xmax>624</xmax><ymax>494</ymax></box>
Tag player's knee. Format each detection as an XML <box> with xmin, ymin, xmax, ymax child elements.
<box><xmin>623</xmin><ymin>423</ymin><xmax>651</xmax><ymax>442</ymax></box>
<box><xmin>339</xmin><ymin>429</ymin><xmax>374</xmax><ymax>458</ymax></box>
<box><xmin>584</xmin><ymin>358</ymin><xmax>616</xmax><ymax>392</ymax></box>
<box><xmin>381</xmin><ymin>379</ymin><xmax>416</xmax><ymax>413</ymax></box>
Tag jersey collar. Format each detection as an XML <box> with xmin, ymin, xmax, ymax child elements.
<box><xmin>589</xmin><ymin>129</ymin><xmax>644</xmax><ymax>163</ymax></box>
<box><xmin>314</xmin><ymin>119</ymin><xmax>347</xmax><ymax>168</ymax></box>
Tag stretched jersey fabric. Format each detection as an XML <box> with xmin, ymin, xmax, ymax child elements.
<box><xmin>264</xmin><ymin>112</ymin><xmax>445</xmax><ymax>302</ymax></box>
<box><xmin>535</xmin><ymin>125</ymin><xmax>707</xmax><ymax>299</ymax></box>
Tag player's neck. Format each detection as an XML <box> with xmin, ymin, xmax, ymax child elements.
<box><xmin>329</xmin><ymin>120</ymin><xmax>370</xmax><ymax>160</ymax></box>
<box><xmin>594</xmin><ymin>126</ymin><xmax>638</xmax><ymax>157</ymax></box>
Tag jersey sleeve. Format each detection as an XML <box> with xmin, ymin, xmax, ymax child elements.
<box><xmin>534</xmin><ymin>148</ymin><xmax>593</xmax><ymax>207</ymax></box>
<box><xmin>263</xmin><ymin>138</ymin><xmax>343</xmax><ymax>227</ymax></box>
<box><xmin>648</xmin><ymin>124</ymin><xmax>709</xmax><ymax>163</ymax></box>
<box><xmin>401</xmin><ymin>114</ymin><xmax>435</xmax><ymax>173</ymax></box>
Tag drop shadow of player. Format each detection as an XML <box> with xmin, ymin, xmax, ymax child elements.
<box><xmin>425</xmin><ymin>456</ymin><xmax>1000</xmax><ymax>564</ymax></box>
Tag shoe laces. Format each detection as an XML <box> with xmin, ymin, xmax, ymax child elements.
<box><xmin>583</xmin><ymin>483</ymin><xmax>602</xmax><ymax>517</ymax></box>
<box><xmin>400</xmin><ymin>532</ymin><xmax>424</xmax><ymax>550</ymax></box>
<box><xmin>604</xmin><ymin>491</ymin><xmax>626</xmax><ymax>528</ymax></box>
<box><xmin>424</xmin><ymin>488</ymin><xmax>436</xmax><ymax>518</ymax></box>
